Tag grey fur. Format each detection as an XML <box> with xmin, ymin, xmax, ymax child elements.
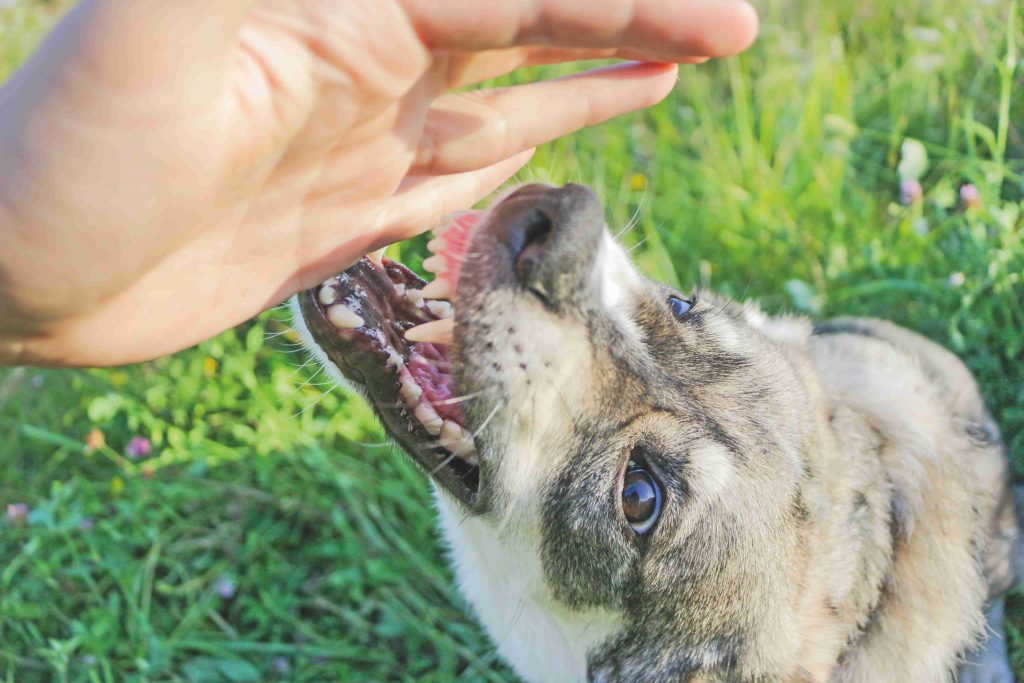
<box><xmin>296</xmin><ymin>184</ymin><xmax>1020</xmax><ymax>683</ymax></box>
<box><xmin>450</xmin><ymin>186</ymin><xmax>1019</xmax><ymax>682</ymax></box>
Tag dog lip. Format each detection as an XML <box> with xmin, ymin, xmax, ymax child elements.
<box><xmin>299</xmin><ymin>258</ymin><xmax>484</xmax><ymax>512</ymax></box>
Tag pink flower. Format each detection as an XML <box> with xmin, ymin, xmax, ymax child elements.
<box><xmin>273</xmin><ymin>657</ymin><xmax>290</xmax><ymax>675</ymax></box>
<box><xmin>6</xmin><ymin>503</ymin><xmax>28</xmax><ymax>525</ymax></box>
<box><xmin>125</xmin><ymin>436</ymin><xmax>152</xmax><ymax>459</ymax></box>
<box><xmin>900</xmin><ymin>179</ymin><xmax>923</xmax><ymax>206</ymax></box>
<box><xmin>215</xmin><ymin>576</ymin><xmax>237</xmax><ymax>599</ymax></box>
<box><xmin>959</xmin><ymin>183</ymin><xmax>980</xmax><ymax>209</ymax></box>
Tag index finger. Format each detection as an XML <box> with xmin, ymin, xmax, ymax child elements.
<box><xmin>398</xmin><ymin>0</ymin><xmax>759</xmax><ymax>59</ymax></box>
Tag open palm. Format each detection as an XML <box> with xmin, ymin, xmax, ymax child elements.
<box><xmin>0</xmin><ymin>0</ymin><xmax>757</xmax><ymax>366</ymax></box>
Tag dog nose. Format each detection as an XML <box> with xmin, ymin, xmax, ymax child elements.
<box><xmin>488</xmin><ymin>183</ymin><xmax>604</xmax><ymax>303</ymax></box>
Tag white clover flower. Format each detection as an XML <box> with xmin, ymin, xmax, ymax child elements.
<box><xmin>898</xmin><ymin>139</ymin><xmax>929</xmax><ymax>181</ymax></box>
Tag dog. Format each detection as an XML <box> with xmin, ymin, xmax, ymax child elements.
<box><xmin>293</xmin><ymin>183</ymin><xmax>1021</xmax><ymax>682</ymax></box>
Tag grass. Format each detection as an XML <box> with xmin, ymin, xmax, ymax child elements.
<box><xmin>1</xmin><ymin>0</ymin><xmax>1022</xmax><ymax>681</ymax></box>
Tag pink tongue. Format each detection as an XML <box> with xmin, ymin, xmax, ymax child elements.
<box><xmin>409</xmin><ymin>344</ymin><xmax>465</xmax><ymax>424</ymax></box>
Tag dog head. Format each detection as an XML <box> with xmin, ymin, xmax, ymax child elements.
<box><xmin>295</xmin><ymin>184</ymin><xmax>820</xmax><ymax>680</ymax></box>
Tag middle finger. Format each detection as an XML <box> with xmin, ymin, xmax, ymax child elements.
<box><xmin>412</xmin><ymin>61</ymin><xmax>678</xmax><ymax>176</ymax></box>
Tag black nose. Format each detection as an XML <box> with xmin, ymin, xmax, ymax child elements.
<box><xmin>487</xmin><ymin>183</ymin><xmax>604</xmax><ymax>303</ymax></box>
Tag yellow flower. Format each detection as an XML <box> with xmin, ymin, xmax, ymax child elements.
<box><xmin>629</xmin><ymin>173</ymin><xmax>648</xmax><ymax>191</ymax></box>
<box><xmin>203</xmin><ymin>357</ymin><xmax>218</xmax><ymax>377</ymax></box>
<box><xmin>109</xmin><ymin>371</ymin><xmax>128</xmax><ymax>388</ymax></box>
<box><xmin>85</xmin><ymin>428</ymin><xmax>106</xmax><ymax>453</ymax></box>
<box><xmin>110</xmin><ymin>476</ymin><xmax>125</xmax><ymax>497</ymax></box>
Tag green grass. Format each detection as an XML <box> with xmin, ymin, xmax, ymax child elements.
<box><xmin>2</xmin><ymin>0</ymin><xmax>1022</xmax><ymax>681</ymax></box>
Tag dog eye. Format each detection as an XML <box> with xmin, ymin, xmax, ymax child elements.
<box><xmin>622</xmin><ymin>466</ymin><xmax>662</xmax><ymax>534</ymax></box>
<box><xmin>668</xmin><ymin>296</ymin><xmax>693</xmax><ymax>319</ymax></box>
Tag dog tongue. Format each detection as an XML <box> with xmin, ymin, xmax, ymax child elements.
<box><xmin>408</xmin><ymin>343</ymin><xmax>465</xmax><ymax>423</ymax></box>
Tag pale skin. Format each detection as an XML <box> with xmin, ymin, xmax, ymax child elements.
<box><xmin>0</xmin><ymin>0</ymin><xmax>758</xmax><ymax>367</ymax></box>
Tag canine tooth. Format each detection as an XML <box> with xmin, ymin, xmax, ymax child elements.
<box><xmin>434</xmin><ymin>212</ymin><xmax>466</xmax><ymax>236</ymax></box>
<box><xmin>427</xmin><ymin>236</ymin><xmax>447</xmax><ymax>254</ymax></box>
<box><xmin>405</xmin><ymin>318</ymin><xmax>454</xmax><ymax>344</ymax></box>
<box><xmin>422</xmin><ymin>255</ymin><xmax>448</xmax><ymax>274</ymax></box>
<box><xmin>422</xmin><ymin>278</ymin><xmax>451</xmax><ymax>300</ymax></box>
<box><xmin>318</xmin><ymin>285</ymin><xmax>337</xmax><ymax>306</ymax></box>
<box><xmin>439</xmin><ymin>420</ymin><xmax>464</xmax><ymax>452</ymax></box>
<box><xmin>414</xmin><ymin>401</ymin><xmax>444</xmax><ymax>435</ymax></box>
<box><xmin>427</xmin><ymin>300</ymin><xmax>452</xmax><ymax>319</ymax></box>
<box><xmin>367</xmin><ymin>248</ymin><xmax>386</xmax><ymax>269</ymax></box>
<box><xmin>432</xmin><ymin>211</ymin><xmax>460</xmax><ymax>236</ymax></box>
<box><xmin>327</xmin><ymin>304</ymin><xmax>364</xmax><ymax>329</ymax></box>
<box><xmin>459</xmin><ymin>439</ymin><xmax>478</xmax><ymax>463</ymax></box>
<box><xmin>400</xmin><ymin>376</ymin><xmax>423</xmax><ymax>404</ymax></box>
<box><xmin>407</xmin><ymin>288</ymin><xmax>424</xmax><ymax>307</ymax></box>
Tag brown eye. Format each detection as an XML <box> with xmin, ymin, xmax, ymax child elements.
<box><xmin>622</xmin><ymin>466</ymin><xmax>662</xmax><ymax>534</ymax></box>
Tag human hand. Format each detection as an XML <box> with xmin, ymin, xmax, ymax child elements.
<box><xmin>0</xmin><ymin>0</ymin><xmax>757</xmax><ymax>366</ymax></box>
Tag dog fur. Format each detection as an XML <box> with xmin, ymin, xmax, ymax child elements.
<box><xmin>297</xmin><ymin>184</ymin><xmax>1020</xmax><ymax>682</ymax></box>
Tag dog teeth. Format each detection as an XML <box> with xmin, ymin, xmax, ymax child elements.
<box><xmin>439</xmin><ymin>420</ymin><xmax>462</xmax><ymax>447</ymax></box>
<box><xmin>422</xmin><ymin>278</ymin><xmax>451</xmax><ymax>300</ymax></box>
<box><xmin>399</xmin><ymin>375</ymin><xmax>423</xmax><ymax>404</ymax></box>
<box><xmin>318</xmin><ymin>285</ymin><xmax>337</xmax><ymax>306</ymax></box>
<box><xmin>414</xmin><ymin>401</ymin><xmax>444</xmax><ymax>435</ymax></box>
<box><xmin>394</xmin><ymin>283</ymin><xmax>406</xmax><ymax>297</ymax></box>
<box><xmin>434</xmin><ymin>211</ymin><xmax>470</xmax><ymax>236</ymax></box>
<box><xmin>405</xmin><ymin>318</ymin><xmax>454</xmax><ymax>344</ymax></box>
<box><xmin>327</xmin><ymin>304</ymin><xmax>364</xmax><ymax>329</ymax></box>
<box><xmin>422</xmin><ymin>255</ymin><xmax>447</xmax><ymax>275</ymax></box>
<box><xmin>440</xmin><ymin>421</ymin><xmax>477</xmax><ymax>459</ymax></box>
<box><xmin>427</xmin><ymin>236</ymin><xmax>447</xmax><ymax>254</ymax></box>
<box><xmin>407</xmin><ymin>288</ymin><xmax>424</xmax><ymax>307</ymax></box>
<box><xmin>426</xmin><ymin>300</ymin><xmax>453</xmax><ymax>319</ymax></box>
<box><xmin>367</xmin><ymin>248</ymin><xmax>386</xmax><ymax>269</ymax></box>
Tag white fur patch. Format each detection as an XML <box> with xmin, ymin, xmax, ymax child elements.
<box><xmin>435</xmin><ymin>493</ymin><xmax>621</xmax><ymax>683</ymax></box>
<box><xmin>596</xmin><ymin>233</ymin><xmax>643</xmax><ymax>341</ymax></box>
<box><xmin>690</xmin><ymin>442</ymin><xmax>735</xmax><ymax>500</ymax></box>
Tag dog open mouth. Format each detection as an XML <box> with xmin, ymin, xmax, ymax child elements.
<box><xmin>297</xmin><ymin>212</ymin><xmax>487</xmax><ymax>510</ymax></box>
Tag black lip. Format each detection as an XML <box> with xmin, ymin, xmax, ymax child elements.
<box><xmin>299</xmin><ymin>258</ymin><xmax>483</xmax><ymax>511</ymax></box>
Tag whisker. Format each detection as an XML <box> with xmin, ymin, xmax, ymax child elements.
<box><xmin>274</xmin><ymin>346</ymin><xmax>309</xmax><ymax>356</ymax></box>
<box><xmin>615</xmin><ymin>186</ymin><xmax>649</xmax><ymax>241</ymax></box>
<box><xmin>292</xmin><ymin>385</ymin><xmax>336</xmax><ymax>417</ymax></box>
<box><xmin>429</xmin><ymin>450</ymin><xmax>460</xmax><ymax>475</ymax></box>
<box><xmin>272</xmin><ymin>341</ymin><xmax>307</xmax><ymax>349</ymax></box>
<box><xmin>468</xmin><ymin>399</ymin><xmax>504</xmax><ymax>442</ymax></box>
<box><xmin>433</xmin><ymin>390</ymin><xmax>485</xmax><ymax>406</ymax></box>
<box><xmin>295</xmin><ymin>364</ymin><xmax>327</xmax><ymax>391</ymax></box>
<box><xmin>428</xmin><ymin>399</ymin><xmax>503</xmax><ymax>476</ymax></box>
<box><xmin>287</xmin><ymin>356</ymin><xmax>317</xmax><ymax>381</ymax></box>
